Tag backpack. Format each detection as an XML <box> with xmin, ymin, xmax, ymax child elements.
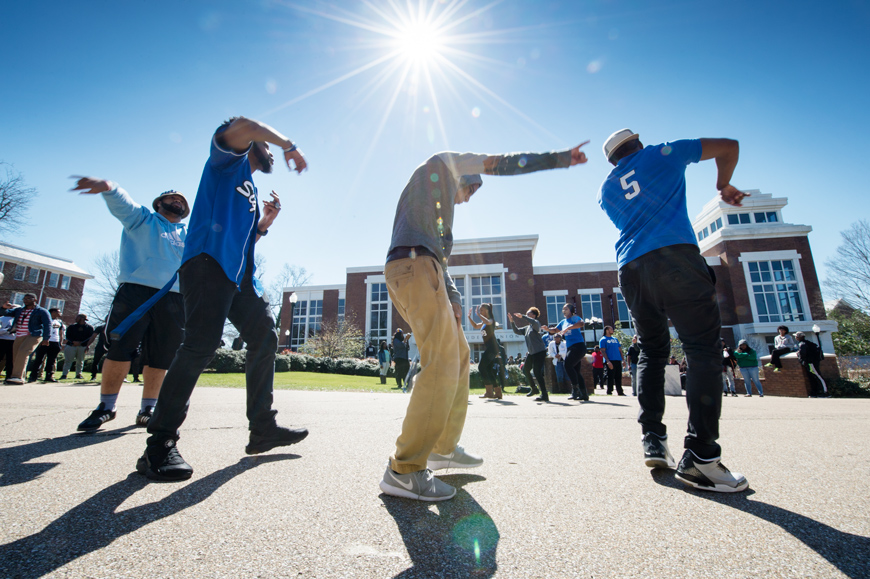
<box><xmin>801</xmin><ymin>340</ymin><xmax>821</xmax><ymax>365</ymax></box>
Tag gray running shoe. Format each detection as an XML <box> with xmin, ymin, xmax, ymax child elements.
<box><xmin>380</xmin><ymin>467</ymin><xmax>456</xmax><ymax>501</ymax></box>
<box><xmin>427</xmin><ymin>444</ymin><xmax>484</xmax><ymax>470</ymax></box>
<box><xmin>675</xmin><ymin>449</ymin><xmax>748</xmax><ymax>493</ymax></box>
<box><xmin>642</xmin><ymin>432</ymin><xmax>676</xmax><ymax>469</ymax></box>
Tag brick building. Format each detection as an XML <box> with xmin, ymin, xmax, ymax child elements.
<box><xmin>0</xmin><ymin>243</ymin><xmax>93</xmax><ymax>325</ymax></box>
<box><xmin>281</xmin><ymin>190</ymin><xmax>836</xmax><ymax>362</ymax></box>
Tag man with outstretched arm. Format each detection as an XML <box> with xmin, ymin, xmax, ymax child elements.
<box><xmin>70</xmin><ymin>177</ymin><xmax>189</xmax><ymax>431</ymax></box>
<box><xmin>598</xmin><ymin>129</ymin><xmax>749</xmax><ymax>492</ymax></box>
<box><xmin>136</xmin><ymin>116</ymin><xmax>309</xmax><ymax>481</ymax></box>
<box><xmin>380</xmin><ymin>142</ymin><xmax>589</xmax><ymax>501</ymax></box>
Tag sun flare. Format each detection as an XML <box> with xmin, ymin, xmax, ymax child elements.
<box><xmin>394</xmin><ymin>22</ymin><xmax>444</xmax><ymax>64</ymax></box>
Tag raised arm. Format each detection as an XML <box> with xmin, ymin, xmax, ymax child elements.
<box><xmin>467</xmin><ymin>310</ymin><xmax>483</xmax><ymax>330</ymax></box>
<box><xmin>220</xmin><ymin>117</ymin><xmax>307</xmax><ymax>173</ymax></box>
<box><xmin>699</xmin><ymin>138</ymin><xmax>746</xmax><ymax>207</ymax></box>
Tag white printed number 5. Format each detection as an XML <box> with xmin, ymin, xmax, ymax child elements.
<box><xmin>620</xmin><ymin>170</ymin><xmax>640</xmax><ymax>200</ymax></box>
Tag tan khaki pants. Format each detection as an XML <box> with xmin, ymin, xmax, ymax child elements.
<box><xmin>12</xmin><ymin>335</ymin><xmax>42</xmax><ymax>381</ymax></box>
<box><xmin>385</xmin><ymin>256</ymin><xmax>471</xmax><ymax>474</ymax></box>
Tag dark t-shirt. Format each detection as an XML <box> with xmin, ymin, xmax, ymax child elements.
<box><xmin>65</xmin><ymin>323</ymin><xmax>94</xmax><ymax>344</ymax></box>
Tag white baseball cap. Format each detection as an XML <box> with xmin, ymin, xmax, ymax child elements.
<box><xmin>603</xmin><ymin>129</ymin><xmax>640</xmax><ymax>162</ymax></box>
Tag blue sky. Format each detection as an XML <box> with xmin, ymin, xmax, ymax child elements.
<box><xmin>1</xmin><ymin>0</ymin><xmax>868</xmax><ymax>308</ymax></box>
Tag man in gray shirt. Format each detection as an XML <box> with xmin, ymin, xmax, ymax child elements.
<box><xmin>510</xmin><ymin>308</ymin><xmax>549</xmax><ymax>401</ymax></box>
<box><xmin>379</xmin><ymin>145</ymin><xmax>589</xmax><ymax>501</ymax></box>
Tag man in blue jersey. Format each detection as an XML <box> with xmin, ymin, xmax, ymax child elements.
<box><xmin>136</xmin><ymin>116</ymin><xmax>309</xmax><ymax>481</ymax></box>
<box><xmin>599</xmin><ymin>326</ymin><xmax>626</xmax><ymax>396</ymax></box>
<box><xmin>598</xmin><ymin>129</ymin><xmax>749</xmax><ymax>493</ymax></box>
<box><xmin>70</xmin><ymin>178</ymin><xmax>189</xmax><ymax>432</ymax></box>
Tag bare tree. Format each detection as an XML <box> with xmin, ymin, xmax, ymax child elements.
<box><xmin>302</xmin><ymin>313</ymin><xmax>365</xmax><ymax>358</ymax></box>
<box><xmin>81</xmin><ymin>251</ymin><xmax>120</xmax><ymax>321</ymax></box>
<box><xmin>268</xmin><ymin>262</ymin><xmax>312</xmax><ymax>329</ymax></box>
<box><xmin>825</xmin><ymin>219</ymin><xmax>870</xmax><ymax>313</ymax></box>
<box><xmin>0</xmin><ymin>162</ymin><xmax>37</xmax><ymax>237</ymax></box>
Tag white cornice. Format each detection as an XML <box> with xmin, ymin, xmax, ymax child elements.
<box><xmin>452</xmin><ymin>234</ymin><xmax>539</xmax><ymax>258</ymax></box>
<box><xmin>283</xmin><ymin>284</ymin><xmax>346</xmax><ymax>293</ymax></box>
<box><xmin>0</xmin><ymin>243</ymin><xmax>93</xmax><ymax>279</ymax></box>
<box><xmin>533</xmin><ymin>262</ymin><xmax>618</xmax><ymax>275</ymax></box>
<box><xmin>698</xmin><ymin>224</ymin><xmax>813</xmax><ymax>251</ymax></box>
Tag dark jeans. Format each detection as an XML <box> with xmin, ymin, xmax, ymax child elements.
<box><xmin>28</xmin><ymin>341</ymin><xmax>61</xmax><ymax>380</ymax></box>
<box><xmin>478</xmin><ymin>349</ymin><xmax>499</xmax><ymax>386</ymax></box>
<box><xmin>619</xmin><ymin>244</ymin><xmax>722</xmax><ymax>459</ymax></box>
<box><xmin>592</xmin><ymin>367</ymin><xmax>604</xmax><ymax>388</ymax></box>
<box><xmin>565</xmin><ymin>343</ymin><xmax>588</xmax><ymax>400</ymax></box>
<box><xmin>147</xmin><ymin>254</ymin><xmax>279</xmax><ymax>445</ymax></box>
<box><xmin>523</xmin><ymin>350</ymin><xmax>547</xmax><ymax>395</ymax></box>
<box><xmin>770</xmin><ymin>347</ymin><xmax>792</xmax><ymax>369</ymax></box>
<box><xmin>394</xmin><ymin>358</ymin><xmax>410</xmax><ymax>387</ymax></box>
<box><xmin>91</xmin><ymin>343</ymin><xmax>107</xmax><ymax>377</ymax></box>
<box><xmin>0</xmin><ymin>339</ymin><xmax>13</xmax><ymax>378</ymax></box>
<box><xmin>606</xmin><ymin>360</ymin><xmax>625</xmax><ymax>395</ymax></box>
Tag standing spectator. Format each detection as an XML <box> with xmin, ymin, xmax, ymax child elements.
<box><xmin>392</xmin><ymin>329</ymin><xmax>411</xmax><ymax>389</ymax></box>
<box><xmin>721</xmin><ymin>339</ymin><xmax>738</xmax><ymax>397</ymax></box>
<box><xmin>130</xmin><ymin>116</ymin><xmax>310</xmax><ymax>481</ymax></box>
<box><xmin>550</xmin><ymin>303</ymin><xmax>589</xmax><ymax>402</ymax></box>
<box><xmin>468</xmin><ymin>304</ymin><xmax>502</xmax><ymax>400</ymax></box>
<box><xmin>378</xmin><ymin>340</ymin><xmax>391</xmax><ymax>384</ymax></box>
<box><xmin>765</xmin><ymin>325</ymin><xmax>797</xmax><ymax>373</ymax></box>
<box><xmin>795</xmin><ymin>332</ymin><xmax>828</xmax><ymax>397</ymax></box>
<box><xmin>60</xmin><ymin>314</ymin><xmax>94</xmax><ymax>380</ymax></box>
<box><xmin>0</xmin><ymin>311</ymin><xmax>18</xmax><ymax>380</ymax></box>
<box><xmin>600</xmin><ymin>326</ymin><xmax>626</xmax><ymax>396</ymax></box>
<box><xmin>627</xmin><ymin>335</ymin><xmax>640</xmax><ymax>396</ymax></box>
<box><xmin>591</xmin><ymin>346</ymin><xmax>605</xmax><ymax>390</ymax></box>
<box><xmin>28</xmin><ymin>308</ymin><xmax>65</xmax><ymax>382</ymax></box>
<box><xmin>1</xmin><ymin>294</ymin><xmax>52</xmax><ymax>384</ymax></box>
<box><xmin>734</xmin><ymin>340</ymin><xmax>763</xmax><ymax>397</ymax></box>
<box><xmin>598</xmin><ymin>128</ymin><xmax>748</xmax><ymax>492</ymax></box>
<box><xmin>366</xmin><ymin>342</ymin><xmax>377</xmax><ymax>359</ymax></box>
<box><xmin>89</xmin><ymin>324</ymin><xmax>108</xmax><ymax>381</ymax></box>
<box><xmin>548</xmin><ymin>333</ymin><xmax>569</xmax><ymax>393</ymax></box>
<box><xmin>379</xmin><ymin>142</ymin><xmax>589</xmax><ymax>501</ymax></box>
<box><xmin>509</xmin><ymin>308</ymin><xmax>548</xmax><ymax>402</ymax></box>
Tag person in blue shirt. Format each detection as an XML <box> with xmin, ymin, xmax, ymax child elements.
<box><xmin>549</xmin><ymin>303</ymin><xmax>589</xmax><ymax>402</ymax></box>
<box><xmin>598</xmin><ymin>128</ymin><xmax>749</xmax><ymax>493</ymax></box>
<box><xmin>136</xmin><ymin>116</ymin><xmax>309</xmax><ymax>482</ymax></box>
<box><xmin>70</xmin><ymin>177</ymin><xmax>189</xmax><ymax>432</ymax></box>
<box><xmin>599</xmin><ymin>326</ymin><xmax>626</xmax><ymax>396</ymax></box>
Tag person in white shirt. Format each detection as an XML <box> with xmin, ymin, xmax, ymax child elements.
<box><xmin>548</xmin><ymin>333</ymin><xmax>569</xmax><ymax>391</ymax></box>
<box><xmin>28</xmin><ymin>308</ymin><xmax>65</xmax><ymax>382</ymax></box>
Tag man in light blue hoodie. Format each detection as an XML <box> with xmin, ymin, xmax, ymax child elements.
<box><xmin>70</xmin><ymin>176</ymin><xmax>189</xmax><ymax>432</ymax></box>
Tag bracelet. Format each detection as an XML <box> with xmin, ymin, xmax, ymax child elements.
<box><xmin>257</xmin><ymin>229</ymin><xmax>268</xmax><ymax>236</ymax></box>
<box><xmin>283</xmin><ymin>143</ymin><xmax>297</xmax><ymax>153</ymax></box>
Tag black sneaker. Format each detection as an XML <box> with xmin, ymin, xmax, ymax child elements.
<box><xmin>135</xmin><ymin>406</ymin><xmax>154</xmax><ymax>427</ymax></box>
<box><xmin>136</xmin><ymin>439</ymin><xmax>193</xmax><ymax>481</ymax></box>
<box><xmin>675</xmin><ymin>449</ymin><xmax>748</xmax><ymax>493</ymax></box>
<box><xmin>77</xmin><ymin>403</ymin><xmax>117</xmax><ymax>432</ymax></box>
<box><xmin>245</xmin><ymin>424</ymin><xmax>309</xmax><ymax>455</ymax></box>
<box><xmin>642</xmin><ymin>432</ymin><xmax>676</xmax><ymax>469</ymax></box>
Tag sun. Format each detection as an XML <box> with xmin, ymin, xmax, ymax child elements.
<box><xmin>394</xmin><ymin>21</ymin><xmax>444</xmax><ymax>64</ymax></box>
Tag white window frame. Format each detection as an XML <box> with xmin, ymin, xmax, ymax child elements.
<box><xmin>61</xmin><ymin>275</ymin><xmax>71</xmax><ymax>290</ymax></box>
<box><xmin>739</xmin><ymin>250</ymin><xmax>811</xmax><ymax>325</ymax></box>
<box><xmin>468</xmin><ymin>273</ymin><xmax>506</xmax><ymax>329</ymax></box>
<box><xmin>11</xmin><ymin>292</ymin><xmax>27</xmax><ymax>305</ymax></box>
<box><xmin>612</xmin><ymin>288</ymin><xmax>634</xmax><ymax>330</ymax></box>
<box><xmin>26</xmin><ymin>268</ymin><xmax>39</xmax><ymax>284</ymax></box>
<box><xmin>364</xmin><ymin>276</ymin><xmax>391</xmax><ymax>346</ymax></box>
<box><xmin>13</xmin><ymin>265</ymin><xmax>26</xmax><ymax>281</ymax></box>
<box><xmin>48</xmin><ymin>272</ymin><xmax>59</xmax><ymax>288</ymax></box>
<box><xmin>544</xmin><ymin>290</ymin><xmax>569</xmax><ymax>326</ymax></box>
<box><xmin>45</xmin><ymin>298</ymin><xmax>65</xmax><ymax>312</ymax></box>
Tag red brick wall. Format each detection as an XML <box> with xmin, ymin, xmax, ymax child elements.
<box><xmin>0</xmin><ymin>263</ymin><xmax>88</xmax><ymax>325</ymax></box>
<box><xmin>752</xmin><ymin>354</ymin><xmax>840</xmax><ymax>397</ymax></box>
<box><xmin>533</xmin><ymin>270</ymin><xmax>621</xmax><ymax>327</ymax></box>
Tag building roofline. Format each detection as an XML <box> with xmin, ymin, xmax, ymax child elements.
<box><xmin>453</xmin><ymin>234</ymin><xmax>539</xmax><ymax>258</ymax></box>
<box><xmin>698</xmin><ymin>224</ymin><xmax>813</xmax><ymax>251</ymax></box>
<box><xmin>283</xmin><ymin>284</ymin><xmax>347</xmax><ymax>293</ymax></box>
<box><xmin>0</xmin><ymin>242</ymin><xmax>93</xmax><ymax>278</ymax></box>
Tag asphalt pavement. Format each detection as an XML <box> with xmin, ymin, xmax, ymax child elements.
<box><xmin>1</xmin><ymin>383</ymin><xmax>868</xmax><ymax>578</ymax></box>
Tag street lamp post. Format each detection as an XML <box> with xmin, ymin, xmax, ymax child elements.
<box><xmin>812</xmin><ymin>323</ymin><xmax>822</xmax><ymax>358</ymax></box>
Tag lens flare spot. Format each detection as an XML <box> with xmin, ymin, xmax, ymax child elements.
<box><xmin>423</xmin><ymin>105</ymin><xmax>430</xmax><ymax>114</ymax></box>
<box><xmin>508</xmin><ymin>273</ymin><xmax>518</xmax><ymax>281</ymax></box>
<box><xmin>169</xmin><ymin>132</ymin><xmax>182</xmax><ymax>144</ymax></box>
<box><xmin>471</xmin><ymin>107</ymin><xmax>481</xmax><ymax>118</ymax></box>
<box><xmin>661</xmin><ymin>145</ymin><xmax>673</xmax><ymax>156</ymax></box>
<box><xmin>430</xmin><ymin>173</ymin><xmax>439</xmax><ymax>183</ymax></box>
<box><xmin>516</xmin><ymin>57</ymin><xmax>526</xmax><ymax>68</ymax></box>
<box><xmin>527</xmin><ymin>278</ymin><xmax>535</xmax><ymax>286</ymax></box>
<box><xmin>452</xmin><ymin>513</ymin><xmax>499</xmax><ymax>557</ymax></box>
<box><xmin>530</xmin><ymin>48</ymin><xmax>541</xmax><ymax>59</ymax></box>
<box><xmin>587</xmin><ymin>60</ymin><xmax>602</xmax><ymax>74</ymax></box>
<box><xmin>431</xmin><ymin>188</ymin><xmax>441</xmax><ymax>199</ymax></box>
<box><xmin>436</xmin><ymin>201</ymin><xmax>441</xmax><ymax>209</ymax></box>
<box><xmin>211</xmin><ymin>223</ymin><xmax>223</xmax><ymax>232</ymax></box>
<box><xmin>518</xmin><ymin>156</ymin><xmax>527</xmax><ymax>168</ymax></box>
<box><xmin>265</xmin><ymin>79</ymin><xmax>277</xmax><ymax>94</ymax></box>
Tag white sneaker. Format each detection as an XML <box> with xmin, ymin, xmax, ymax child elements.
<box><xmin>675</xmin><ymin>450</ymin><xmax>748</xmax><ymax>493</ymax></box>
<box><xmin>427</xmin><ymin>445</ymin><xmax>484</xmax><ymax>470</ymax></box>
<box><xmin>379</xmin><ymin>467</ymin><xmax>456</xmax><ymax>501</ymax></box>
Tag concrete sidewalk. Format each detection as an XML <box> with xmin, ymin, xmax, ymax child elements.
<box><xmin>1</xmin><ymin>384</ymin><xmax>868</xmax><ymax>578</ymax></box>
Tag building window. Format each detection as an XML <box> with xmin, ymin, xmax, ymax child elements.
<box><xmin>470</xmin><ymin>275</ymin><xmax>504</xmax><ymax>327</ymax></box>
<box><xmin>766</xmin><ymin>212</ymin><xmax>778</xmax><ymax>222</ymax></box>
<box><xmin>308</xmin><ymin>300</ymin><xmax>323</xmax><ymax>337</ymax></box>
<box><xmin>11</xmin><ymin>292</ymin><xmax>27</xmax><ymax>305</ymax></box>
<box><xmin>748</xmin><ymin>260</ymin><xmax>806</xmax><ymax>323</ymax></box>
<box><xmin>546</xmin><ymin>295</ymin><xmax>566</xmax><ymax>326</ymax></box>
<box><xmin>290</xmin><ymin>300</ymin><xmax>308</xmax><ymax>349</ymax></box>
<box><xmin>337</xmin><ymin>298</ymin><xmax>345</xmax><ymax>324</ymax></box>
<box><xmin>0</xmin><ymin>261</ymin><xmax>4</xmax><ymax>274</ymax></box>
<box><xmin>370</xmin><ymin>282</ymin><xmax>390</xmax><ymax>344</ymax></box>
<box><xmin>14</xmin><ymin>265</ymin><xmax>26</xmax><ymax>281</ymax></box>
<box><xmin>579</xmin><ymin>293</ymin><xmax>603</xmax><ymax>321</ymax></box>
<box><xmin>46</xmin><ymin>298</ymin><xmax>65</xmax><ymax>312</ymax></box>
<box><xmin>615</xmin><ymin>293</ymin><xmax>634</xmax><ymax>330</ymax></box>
<box><xmin>26</xmin><ymin>268</ymin><xmax>39</xmax><ymax>284</ymax></box>
<box><xmin>728</xmin><ymin>213</ymin><xmax>751</xmax><ymax>225</ymax></box>
<box><xmin>709</xmin><ymin>220</ymin><xmax>718</xmax><ymax>234</ymax></box>
<box><xmin>48</xmin><ymin>273</ymin><xmax>59</xmax><ymax>288</ymax></box>
<box><xmin>61</xmin><ymin>276</ymin><xmax>71</xmax><ymax>290</ymax></box>
<box><xmin>754</xmin><ymin>211</ymin><xmax>778</xmax><ymax>223</ymax></box>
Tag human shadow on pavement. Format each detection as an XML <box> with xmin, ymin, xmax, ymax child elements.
<box><xmin>382</xmin><ymin>474</ymin><xmax>498</xmax><ymax>578</ymax></box>
<box><xmin>650</xmin><ymin>470</ymin><xmax>870</xmax><ymax>579</ymax></box>
<box><xmin>0</xmin><ymin>453</ymin><xmax>298</xmax><ymax>578</ymax></box>
<box><xmin>0</xmin><ymin>425</ymin><xmax>138</xmax><ymax>487</ymax></box>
